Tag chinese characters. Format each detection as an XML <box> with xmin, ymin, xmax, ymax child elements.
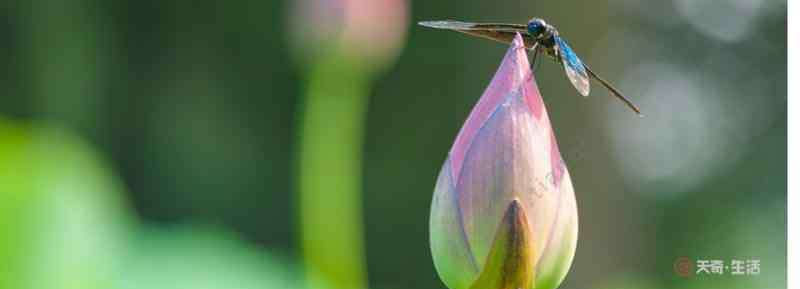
<box><xmin>694</xmin><ymin>259</ymin><xmax>761</xmax><ymax>276</ymax></box>
<box><xmin>674</xmin><ymin>257</ymin><xmax>762</xmax><ymax>278</ymax></box>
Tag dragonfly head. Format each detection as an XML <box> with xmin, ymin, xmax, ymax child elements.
<box><xmin>527</xmin><ymin>18</ymin><xmax>548</xmax><ymax>39</ymax></box>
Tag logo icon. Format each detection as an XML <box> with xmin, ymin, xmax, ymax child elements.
<box><xmin>674</xmin><ymin>256</ymin><xmax>693</xmax><ymax>278</ymax></box>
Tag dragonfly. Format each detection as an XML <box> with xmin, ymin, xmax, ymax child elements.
<box><xmin>419</xmin><ymin>18</ymin><xmax>642</xmax><ymax>115</ymax></box>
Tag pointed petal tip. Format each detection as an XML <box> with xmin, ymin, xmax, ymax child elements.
<box><xmin>503</xmin><ymin>198</ymin><xmax>528</xmax><ymax>231</ymax></box>
<box><xmin>507</xmin><ymin>198</ymin><xmax>522</xmax><ymax>214</ymax></box>
<box><xmin>511</xmin><ymin>33</ymin><xmax>526</xmax><ymax>50</ymax></box>
<box><xmin>447</xmin><ymin>36</ymin><xmax>533</xmax><ymax>183</ymax></box>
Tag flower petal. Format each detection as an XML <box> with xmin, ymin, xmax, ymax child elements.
<box><xmin>534</xmin><ymin>173</ymin><xmax>578</xmax><ymax>289</ymax></box>
<box><xmin>448</xmin><ymin>33</ymin><xmax>535</xmax><ymax>185</ymax></box>
<box><xmin>430</xmin><ymin>160</ymin><xmax>480</xmax><ymax>289</ymax></box>
<box><xmin>455</xmin><ymin>87</ymin><xmax>561</xmax><ymax>272</ymax></box>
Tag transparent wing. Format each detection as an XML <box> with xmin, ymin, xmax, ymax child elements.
<box><xmin>419</xmin><ymin>20</ymin><xmax>537</xmax><ymax>49</ymax></box>
<box><xmin>554</xmin><ymin>36</ymin><xmax>590</xmax><ymax>96</ymax></box>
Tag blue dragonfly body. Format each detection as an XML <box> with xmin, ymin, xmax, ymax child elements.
<box><xmin>419</xmin><ymin>18</ymin><xmax>642</xmax><ymax>115</ymax></box>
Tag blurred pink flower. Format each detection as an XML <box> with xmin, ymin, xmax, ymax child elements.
<box><xmin>430</xmin><ymin>34</ymin><xmax>578</xmax><ymax>289</ymax></box>
<box><xmin>288</xmin><ymin>0</ymin><xmax>408</xmax><ymax>68</ymax></box>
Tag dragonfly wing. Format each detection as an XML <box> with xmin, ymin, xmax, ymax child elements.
<box><xmin>419</xmin><ymin>20</ymin><xmax>537</xmax><ymax>48</ymax></box>
<box><xmin>554</xmin><ymin>36</ymin><xmax>590</xmax><ymax>96</ymax></box>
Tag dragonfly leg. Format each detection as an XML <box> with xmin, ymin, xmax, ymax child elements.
<box><xmin>529</xmin><ymin>43</ymin><xmax>540</xmax><ymax>73</ymax></box>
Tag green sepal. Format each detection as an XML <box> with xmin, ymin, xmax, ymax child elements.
<box><xmin>469</xmin><ymin>199</ymin><xmax>535</xmax><ymax>289</ymax></box>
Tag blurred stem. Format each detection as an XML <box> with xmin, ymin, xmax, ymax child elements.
<box><xmin>297</xmin><ymin>50</ymin><xmax>370</xmax><ymax>289</ymax></box>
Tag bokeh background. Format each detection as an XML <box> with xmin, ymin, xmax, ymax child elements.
<box><xmin>0</xmin><ymin>0</ymin><xmax>786</xmax><ymax>289</ymax></box>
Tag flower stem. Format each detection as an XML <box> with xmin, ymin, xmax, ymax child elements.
<box><xmin>297</xmin><ymin>50</ymin><xmax>370</xmax><ymax>289</ymax></box>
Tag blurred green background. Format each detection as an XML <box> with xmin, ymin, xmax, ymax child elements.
<box><xmin>0</xmin><ymin>0</ymin><xmax>786</xmax><ymax>289</ymax></box>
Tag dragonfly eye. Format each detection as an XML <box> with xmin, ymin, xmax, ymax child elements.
<box><xmin>527</xmin><ymin>18</ymin><xmax>546</xmax><ymax>37</ymax></box>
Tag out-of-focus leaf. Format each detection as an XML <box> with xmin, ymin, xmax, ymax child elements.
<box><xmin>0</xmin><ymin>120</ymin><xmax>134</xmax><ymax>289</ymax></box>
<box><xmin>115</xmin><ymin>224</ymin><xmax>303</xmax><ymax>289</ymax></box>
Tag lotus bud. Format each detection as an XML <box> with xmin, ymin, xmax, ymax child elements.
<box><xmin>287</xmin><ymin>0</ymin><xmax>408</xmax><ymax>70</ymax></box>
<box><xmin>430</xmin><ymin>34</ymin><xmax>579</xmax><ymax>289</ymax></box>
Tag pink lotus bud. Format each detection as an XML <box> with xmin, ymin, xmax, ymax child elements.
<box><xmin>287</xmin><ymin>0</ymin><xmax>408</xmax><ymax>68</ymax></box>
<box><xmin>430</xmin><ymin>34</ymin><xmax>579</xmax><ymax>289</ymax></box>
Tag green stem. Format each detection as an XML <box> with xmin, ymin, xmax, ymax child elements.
<box><xmin>297</xmin><ymin>51</ymin><xmax>370</xmax><ymax>289</ymax></box>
